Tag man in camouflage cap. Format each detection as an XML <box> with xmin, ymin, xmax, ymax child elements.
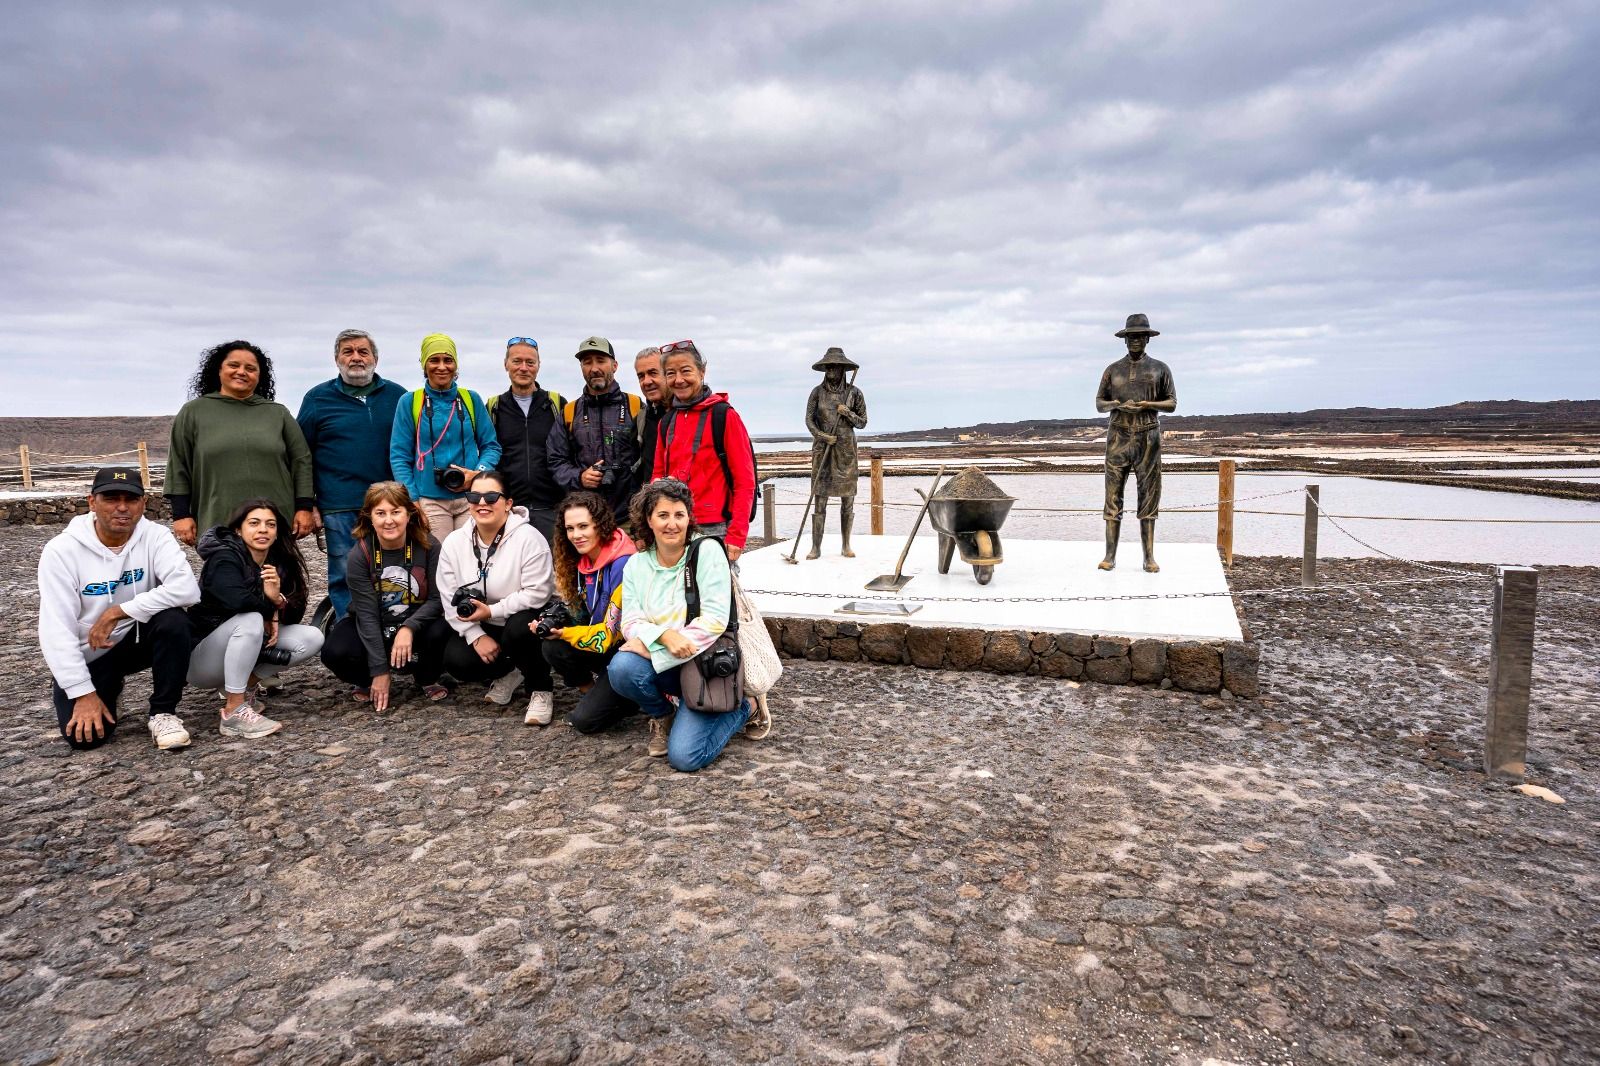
<box><xmin>803</xmin><ymin>347</ymin><xmax>868</xmax><ymax>558</ymax></box>
<box><xmin>1095</xmin><ymin>314</ymin><xmax>1177</xmax><ymax>573</ymax></box>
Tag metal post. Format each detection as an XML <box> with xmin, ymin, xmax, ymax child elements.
<box><xmin>1216</xmin><ymin>459</ymin><xmax>1235</xmax><ymax>569</ymax></box>
<box><xmin>761</xmin><ymin>482</ymin><xmax>776</xmax><ymax>543</ymax></box>
<box><xmin>137</xmin><ymin>441</ymin><xmax>150</xmax><ymax>490</ymax></box>
<box><xmin>19</xmin><ymin>445</ymin><xmax>31</xmax><ymax>490</ymax></box>
<box><xmin>870</xmin><ymin>454</ymin><xmax>884</xmax><ymax>536</ymax></box>
<box><xmin>1484</xmin><ymin>566</ymin><xmax>1538</xmax><ymax>781</ymax></box>
<box><xmin>1301</xmin><ymin>484</ymin><xmax>1319</xmax><ymax>586</ymax></box>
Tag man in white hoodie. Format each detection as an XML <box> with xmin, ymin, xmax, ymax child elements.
<box><xmin>38</xmin><ymin>467</ymin><xmax>200</xmax><ymax>751</ymax></box>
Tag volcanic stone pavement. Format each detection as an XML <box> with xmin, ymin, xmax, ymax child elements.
<box><xmin>1</xmin><ymin>526</ymin><xmax>1596</xmax><ymax>1065</ymax></box>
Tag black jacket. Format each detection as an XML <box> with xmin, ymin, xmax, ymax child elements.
<box><xmin>638</xmin><ymin>400</ymin><xmax>666</xmax><ymax>490</ymax></box>
<box><xmin>189</xmin><ymin>526</ymin><xmax>307</xmax><ymax>641</ymax></box>
<box><xmin>546</xmin><ymin>382</ymin><xmax>645</xmax><ymax>518</ymax></box>
<box><xmin>491</xmin><ymin>388</ymin><xmax>563</xmax><ymax>511</ymax></box>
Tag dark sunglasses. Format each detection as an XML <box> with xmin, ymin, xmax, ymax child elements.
<box><xmin>659</xmin><ymin>339</ymin><xmax>698</xmax><ymax>356</ymax></box>
<box><xmin>505</xmin><ymin>337</ymin><xmax>539</xmax><ymax>349</ymax></box>
<box><xmin>464</xmin><ymin>490</ymin><xmax>505</xmax><ymax>505</ymax></box>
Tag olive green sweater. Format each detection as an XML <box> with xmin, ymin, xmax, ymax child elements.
<box><xmin>167</xmin><ymin>393</ymin><xmax>314</xmax><ymax>531</ymax></box>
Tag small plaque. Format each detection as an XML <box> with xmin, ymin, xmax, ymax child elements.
<box><xmin>836</xmin><ymin>601</ymin><xmax>922</xmax><ymax>616</ymax></box>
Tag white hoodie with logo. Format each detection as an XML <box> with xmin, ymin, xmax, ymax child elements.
<box><xmin>38</xmin><ymin>514</ymin><xmax>201</xmax><ymax>699</ymax></box>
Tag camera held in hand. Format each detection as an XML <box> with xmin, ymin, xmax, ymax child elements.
<box><xmin>452</xmin><ymin>586</ymin><xmax>486</xmax><ymax>619</ymax></box>
<box><xmin>533</xmin><ymin>601</ymin><xmax>575</xmax><ymax>639</ymax></box>
<box><xmin>434</xmin><ymin>466</ymin><xmax>469</xmax><ymax>493</ymax></box>
<box><xmin>257</xmin><ymin>643</ymin><xmax>295</xmax><ymax>667</ymax></box>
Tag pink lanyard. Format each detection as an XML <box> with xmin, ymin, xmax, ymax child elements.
<box><xmin>414</xmin><ymin>395</ymin><xmax>460</xmax><ymax>471</ymax></box>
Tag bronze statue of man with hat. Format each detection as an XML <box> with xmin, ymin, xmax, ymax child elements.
<box><xmin>1095</xmin><ymin>314</ymin><xmax>1177</xmax><ymax>572</ymax></box>
<box><xmin>803</xmin><ymin>347</ymin><xmax>868</xmax><ymax>558</ymax></box>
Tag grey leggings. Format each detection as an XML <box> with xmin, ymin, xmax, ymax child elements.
<box><xmin>187</xmin><ymin>613</ymin><xmax>324</xmax><ymax>694</ymax></box>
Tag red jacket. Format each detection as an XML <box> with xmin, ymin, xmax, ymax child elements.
<box><xmin>653</xmin><ymin>391</ymin><xmax>756</xmax><ymax>550</ymax></box>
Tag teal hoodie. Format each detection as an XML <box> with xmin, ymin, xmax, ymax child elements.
<box><xmin>619</xmin><ymin>539</ymin><xmax>732</xmax><ymax>673</ymax></box>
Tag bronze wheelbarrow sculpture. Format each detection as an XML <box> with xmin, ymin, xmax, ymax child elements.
<box><xmin>919</xmin><ymin>467</ymin><xmax>1015</xmax><ymax>586</ymax></box>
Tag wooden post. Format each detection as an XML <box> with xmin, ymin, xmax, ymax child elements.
<box><xmin>1484</xmin><ymin>566</ymin><xmax>1538</xmax><ymax>780</ymax></box>
<box><xmin>1216</xmin><ymin>459</ymin><xmax>1235</xmax><ymax>569</ymax></box>
<box><xmin>761</xmin><ymin>482</ymin><xmax>776</xmax><ymax>544</ymax></box>
<box><xmin>137</xmin><ymin>441</ymin><xmax>150</xmax><ymax>490</ymax></box>
<box><xmin>870</xmin><ymin>454</ymin><xmax>884</xmax><ymax>536</ymax></box>
<box><xmin>18</xmin><ymin>445</ymin><xmax>31</xmax><ymax>490</ymax></box>
<box><xmin>1301</xmin><ymin>484</ymin><xmax>1319</xmax><ymax>586</ymax></box>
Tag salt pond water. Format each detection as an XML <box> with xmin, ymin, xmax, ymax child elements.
<box><xmin>763</xmin><ymin>472</ymin><xmax>1600</xmax><ymax>566</ymax></box>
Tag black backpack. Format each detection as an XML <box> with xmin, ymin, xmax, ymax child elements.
<box><xmin>663</xmin><ymin>402</ymin><xmax>760</xmax><ymax>524</ymax></box>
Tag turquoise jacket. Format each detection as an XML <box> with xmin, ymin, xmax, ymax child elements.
<box><xmin>388</xmin><ymin>382</ymin><xmax>501</xmax><ymax>501</ymax></box>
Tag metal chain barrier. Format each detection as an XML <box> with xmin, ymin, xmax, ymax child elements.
<box><xmin>740</xmin><ymin>572</ymin><xmax>1486</xmax><ymax>606</ymax></box>
<box><xmin>1303</xmin><ymin>489</ymin><xmax>1485</xmax><ymax>577</ymax></box>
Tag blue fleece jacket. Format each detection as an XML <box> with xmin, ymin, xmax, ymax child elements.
<box><xmin>296</xmin><ymin>375</ymin><xmax>408</xmax><ymax>513</ymax></box>
<box><xmin>388</xmin><ymin>382</ymin><xmax>502</xmax><ymax>501</ymax></box>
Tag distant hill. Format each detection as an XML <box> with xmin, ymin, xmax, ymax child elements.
<box><xmin>871</xmin><ymin>399</ymin><xmax>1600</xmax><ymax>441</ymax></box>
<box><xmin>0</xmin><ymin>416</ymin><xmax>176</xmax><ymax>461</ymax></box>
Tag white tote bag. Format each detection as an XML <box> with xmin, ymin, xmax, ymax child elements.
<box><xmin>732</xmin><ymin>573</ymin><xmax>783</xmax><ymax>696</ymax></box>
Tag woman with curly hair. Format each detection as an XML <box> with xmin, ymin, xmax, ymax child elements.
<box><xmin>539</xmin><ymin>490</ymin><xmax>637</xmax><ymax>732</ymax></box>
<box><xmin>168</xmin><ymin>340</ymin><xmax>314</xmax><ymax>546</ymax></box>
<box><xmin>606</xmin><ymin>477</ymin><xmax>751</xmax><ymax>771</ymax></box>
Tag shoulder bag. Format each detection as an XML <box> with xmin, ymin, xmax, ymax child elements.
<box><xmin>678</xmin><ymin>538</ymin><xmax>745</xmax><ymax>713</ymax></box>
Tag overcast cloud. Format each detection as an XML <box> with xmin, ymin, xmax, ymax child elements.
<box><xmin>2</xmin><ymin>1</ymin><xmax>1596</xmax><ymax>432</ymax></box>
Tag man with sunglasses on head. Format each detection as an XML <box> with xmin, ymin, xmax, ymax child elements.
<box><xmin>297</xmin><ymin>329</ymin><xmax>408</xmax><ymax>620</ymax></box>
<box><xmin>546</xmin><ymin>336</ymin><xmax>647</xmax><ymax>521</ymax></box>
<box><xmin>486</xmin><ymin>337</ymin><xmax>565</xmax><ymax>545</ymax></box>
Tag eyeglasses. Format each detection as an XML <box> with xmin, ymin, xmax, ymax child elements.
<box><xmin>464</xmin><ymin>490</ymin><xmax>505</xmax><ymax>505</ymax></box>
<box><xmin>505</xmin><ymin>337</ymin><xmax>539</xmax><ymax>349</ymax></box>
<box><xmin>659</xmin><ymin>340</ymin><xmax>698</xmax><ymax>356</ymax></box>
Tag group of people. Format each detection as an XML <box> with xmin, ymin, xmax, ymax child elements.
<box><xmin>38</xmin><ymin>333</ymin><xmax>765</xmax><ymax>773</ymax></box>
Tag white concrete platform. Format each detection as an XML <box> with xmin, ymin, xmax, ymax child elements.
<box><xmin>739</xmin><ymin>535</ymin><xmax>1242</xmax><ymax>641</ymax></box>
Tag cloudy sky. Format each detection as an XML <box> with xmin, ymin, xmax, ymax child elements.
<box><xmin>3</xmin><ymin>1</ymin><xmax>1596</xmax><ymax>432</ymax></box>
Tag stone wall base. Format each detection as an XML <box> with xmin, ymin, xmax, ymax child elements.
<box><xmin>764</xmin><ymin>616</ymin><xmax>1259</xmax><ymax>697</ymax></box>
<box><xmin>0</xmin><ymin>493</ymin><xmax>171</xmax><ymax>527</ymax></box>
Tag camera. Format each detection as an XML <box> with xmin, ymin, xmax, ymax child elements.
<box><xmin>699</xmin><ymin>641</ymin><xmax>741</xmax><ymax>679</ymax></box>
<box><xmin>588</xmin><ymin>460</ymin><xmax>615</xmax><ymax>489</ymax></box>
<box><xmin>452</xmin><ymin>586</ymin><xmax>486</xmax><ymax>619</ymax></box>
<box><xmin>434</xmin><ymin>467</ymin><xmax>468</xmax><ymax>493</ymax></box>
<box><xmin>258</xmin><ymin>644</ymin><xmax>295</xmax><ymax>667</ymax></box>
<box><xmin>533</xmin><ymin>601</ymin><xmax>575</xmax><ymax>639</ymax></box>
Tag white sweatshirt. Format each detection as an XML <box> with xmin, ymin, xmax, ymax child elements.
<box><xmin>38</xmin><ymin>514</ymin><xmax>201</xmax><ymax>699</ymax></box>
<box><xmin>436</xmin><ymin>507</ymin><xmax>554</xmax><ymax>645</ymax></box>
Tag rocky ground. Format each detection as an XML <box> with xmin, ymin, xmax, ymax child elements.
<box><xmin>1</xmin><ymin>524</ymin><xmax>1596</xmax><ymax>1065</ymax></box>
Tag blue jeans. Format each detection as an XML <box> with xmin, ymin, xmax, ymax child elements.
<box><xmin>321</xmin><ymin>509</ymin><xmax>361</xmax><ymax>620</ymax></box>
<box><xmin>606</xmin><ymin>651</ymin><xmax>750</xmax><ymax>773</ymax></box>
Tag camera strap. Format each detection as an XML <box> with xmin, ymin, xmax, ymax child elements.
<box><xmin>472</xmin><ymin>525</ymin><xmax>505</xmax><ymax>585</ymax></box>
<box><xmin>681</xmin><ymin>537</ymin><xmax>738</xmax><ymax>637</ymax></box>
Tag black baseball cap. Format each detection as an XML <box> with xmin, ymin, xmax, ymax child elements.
<box><xmin>90</xmin><ymin>467</ymin><xmax>146</xmax><ymax>496</ymax></box>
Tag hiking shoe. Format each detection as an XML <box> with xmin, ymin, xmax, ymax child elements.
<box><xmin>524</xmin><ymin>691</ymin><xmax>553</xmax><ymax>726</ymax></box>
<box><xmin>351</xmin><ymin>686</ymin><xmax>371</xmax><ymax>702</ymax></box>
<box><xmin>148</xmin><ymin>713</ymin><xmax>191</xmax><ymax>750</ymax></box>
<box><xmin>744</xmin><ymin>696</ymin><xmax>772</xmax><ymax>741</ymax></box>
<box><xmin>485</xmin><ymin>669</ymin><xmax>523</xmax><ymax>706</ymax></box>
<box><xmin>219</xmin><ymin>700</ymin><xmax>282</xmax><ymax>739</ymax></box>
<box><xmin>647</xmin><ymin>713</ymin><xmax>673</xmax><ymax>758</ymax></box>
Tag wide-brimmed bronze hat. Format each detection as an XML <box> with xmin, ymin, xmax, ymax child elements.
<box><xmin>1114</xmin><ymin>313</ymin><xmax>1160</xmax><ymax>337</ymax></box>
<box><xmin>811</xmin><ymin>346</ymin><xmax>859</xmax><ymax>372</ymax></box>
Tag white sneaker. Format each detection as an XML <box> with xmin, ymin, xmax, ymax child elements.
<box><xmin>485</xmin><ymin>669</ymin><xmax>523</xmax><ymax>706</ymax></box>
<box><xmin>219</xmin><ymin>700</ymin><xmax>282</xmax><ymax>740</ymax></box>
<box><xmin>524</xmin><ymin>691</ymin><xmax>553</xmax><ymax>726</ymax></box>
<box><xmin>148</xmin><ymin>713</ymin><xmax>191</xmax><ymax>750</ymax></box>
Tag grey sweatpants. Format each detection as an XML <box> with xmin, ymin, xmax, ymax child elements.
<box><xmin>187</xmin><ymin>613</ymin><xmax>324</xmax><ymax>694</ymax></box>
